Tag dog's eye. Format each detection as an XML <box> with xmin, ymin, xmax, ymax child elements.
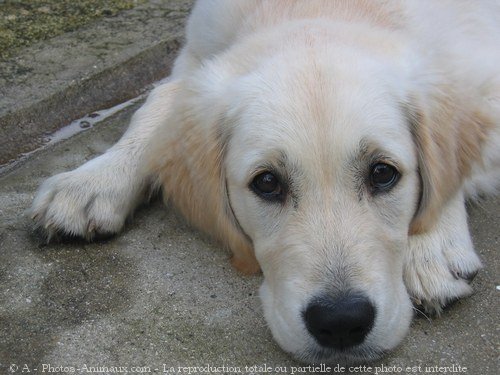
<box><xmin>370</xmin><ymin>163</ymin><xmax>399</xmax><ymax>191</ymax></box>
<box><xmin>250</xmin><ymin>172</ymin><xmax>285</xmax><ymax>202</ymax></box>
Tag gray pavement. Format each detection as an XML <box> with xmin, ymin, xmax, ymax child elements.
<box><xmin>0</xmin><ymin>1</ymin><xmax>498</xmax><ymax>374</ymax></box>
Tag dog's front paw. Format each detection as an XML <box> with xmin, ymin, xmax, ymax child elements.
<box><xmin>30</xmin><ymin>159</ymin><xmax>141</xmax><ymax>241</ymax></box>
<box><xmin>404</xmin><ymin>220</ymin><xmax>482</xmax><ymax>314</ymax></box>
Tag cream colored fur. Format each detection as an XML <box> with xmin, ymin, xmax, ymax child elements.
<box><xmin>31</xmin><ymin>0</ymin><xmax>500</xmax><ymax>364</ymax></box>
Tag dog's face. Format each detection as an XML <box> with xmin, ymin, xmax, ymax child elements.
<box><xmin>218</xmin><ymin>51</ymin><xmax>420</xmax><ymax>363</ymax></box>
<box><xmin>183</xmin><ymin>35</ymin><xmax>485</xmax><ymax>362</ymax></box>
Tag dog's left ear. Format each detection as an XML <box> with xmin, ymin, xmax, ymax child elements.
<box><xmin>407</xmin><ymin>89</ymin><xmax>492</xmax><ymax>235</ymax></box>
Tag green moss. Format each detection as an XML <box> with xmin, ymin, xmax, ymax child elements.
<box><xmin>0</xmin><ymin>0</ymin><xmax>144</xmax><ymax>59</ymax></box>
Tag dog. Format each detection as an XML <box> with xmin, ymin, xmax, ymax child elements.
<box><xmin>31</xmin><ymin>0</ymin><xmax>500</xmax><ymax>364</ymax></box>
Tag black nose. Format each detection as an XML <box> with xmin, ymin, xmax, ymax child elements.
<box><xmin>304</xmin><ymin>294</ymin><xmax>376</xmax><ymax>349</ymax></box>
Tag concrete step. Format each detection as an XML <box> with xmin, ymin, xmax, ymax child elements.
<box><xmin>0</xmin><ymin>0</ymin><xmax>193</xmax><ymax>166</ymax></box>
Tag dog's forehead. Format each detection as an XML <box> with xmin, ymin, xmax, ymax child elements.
<box><xmin>227</xmin><ymin>64</ymin><xmax>412</xmax><ymax>176</ymax></box>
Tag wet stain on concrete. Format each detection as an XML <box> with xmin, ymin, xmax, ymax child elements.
<box><xmin>0</xmin><ymin>238</ymin><xmax>139</xmax><ymax>364</ymax></box>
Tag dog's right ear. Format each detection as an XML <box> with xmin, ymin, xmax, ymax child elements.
<box><xmin>148</xmin><ymin>68</ymin><xmax>261</xmax><ymax>275</ymax></box>
<box><xmin>406</xmin><ymin>90</ymin><xmax>492</xmax><ymax>235</ymax></box>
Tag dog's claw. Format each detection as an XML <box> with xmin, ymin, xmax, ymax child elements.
<box><xmin>450</xmin><ymin>269</ymin><xmax>460</xmax><ymax>280</ymax></box>
<box><xmin>44</xmin><ymin>220</ymin><xmax>54</xmax><ymax>230</ymax></box>
<box><xmin>411</xmin><ymin>297</ymin><xmax>422</xmax><ymax>306</ymax></box>
<box><xmin>87</xmin><ymin>220</ymin><xmax>96</xmax><ymax>233</ymax></box>
<box><xmin>46</xmin><ymin>228</ymin><xmax>56</xmax><ymax>243</ymax></box>
<box><xmin>450</xmin><ymin>268</ymin><xmax>479</xmax><ymax>283</ymax></box>
<box><xmin>462</xmin><ymin>270</ymin><xmax>478</xmax><ymax>284</ymax></box>
<box><xmin>86</xmin><ymin>221</ymin><xmax>97</xmax><ymax>241</ymax></box>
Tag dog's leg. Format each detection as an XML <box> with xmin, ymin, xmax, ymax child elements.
<box><xmin>403</xmin><ymin>190</ymin><xmax>483</xmax><ymax>314</ymax></box>
<box><xmin>30</xmin><ymin>81</ymin><xmax>179</xmax><ymax>240</ymax></box>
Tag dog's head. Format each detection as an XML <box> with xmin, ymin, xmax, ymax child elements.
<box><xmin>178</xmin><ymin>36</ymin><xmax>488</xmax><ymax>363</ymax></box>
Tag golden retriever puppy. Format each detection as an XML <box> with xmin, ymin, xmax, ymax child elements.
<box><xmin>31</xmin><ymin>0</ymin><xmax>499</xmax><ymax>364</ymax></box>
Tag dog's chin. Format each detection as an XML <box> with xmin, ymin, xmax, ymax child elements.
<box><xmin>268</xmin><ymin>322</ymin><xmax>388</xmax><ymax>365</ymax></box>
<box><xmin>291</xmin><ymin>343</ymin><xmax>387</xmax><ymax>365</ymax></box>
